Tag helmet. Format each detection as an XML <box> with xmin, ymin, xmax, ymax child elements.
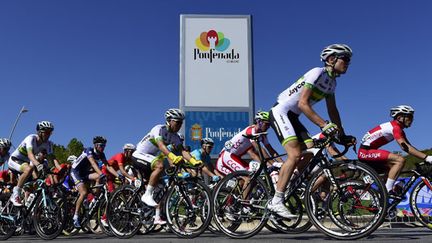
<box><xmin>165</xmin><ymin>108</ymin><xmax>185</xmax><ymax>121</ymax></box>
<box><xmin>390</xmin><ymin>105</ymin><xmax>415</xmax><ymax>118</ymax></box>
<box><xmin>123</xmin><ymin>143</ymin><xmax>136</xmax><ymax>150</ymax></box>
<box><xmin>255</xmin><ymin>111</ymin><xmax>270</xmax><ymax>122</ymax></box>
<box><xmin>93</xmin><ymin>136</ymin><xmax>107</xmax><ymax>144</ymax></box>
<box><xmin>36</xmin><ymin>121</ymin><xmax>54</xmax><ymax>131</ymax></box>
<box><xmin>0</xmin><ymin>138</ymin><xmax>12</xmax><ymax>149</ymax></box>
<box><xmin>320</xmin><ymin>44</ymin><xmax>353</xmax><ymax>62</ymax></box>
<box><xmin>67</xmin><ymin>155</ymin><xmax>77</xmax><ymax>163</ymax></box>
<box><xmin>201</xmin><ymin>137</ymin><xmax>215</xmax><ymax>146</ymax></box>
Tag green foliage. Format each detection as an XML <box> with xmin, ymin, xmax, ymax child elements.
<box><xmin>52</xmin><ymin>138</ymin><xmax>84</xmax><ymax>164</ymax></box>
<box><xmin>404</xmin><ymin>148</ymin><xmax>432</xmax><ymax>170</ymax></box>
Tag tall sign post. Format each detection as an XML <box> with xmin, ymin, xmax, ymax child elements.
<box><xmin>180</xmin><ymin>15</ymin><xmax>254</xmax><ymax>157</ymax></box>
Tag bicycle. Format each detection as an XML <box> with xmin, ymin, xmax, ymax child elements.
<box><xmin>107</xmin><ymin>161</ymin><xmax>213</xmax><ymax>239</ymax></box>
<box><xmin>380</xmin><ymin>162</ymin><xmax>432</xmax><ymax>228</ymax></box>
<box><xmin>0</xmin><ymin>168</ymin><xmax>66</xmax><ymax>240</ymax></box>
<box><xmin>211</xmin><ymin>132</ymin><xmax>313</xmax><ymax>239</ymax></box>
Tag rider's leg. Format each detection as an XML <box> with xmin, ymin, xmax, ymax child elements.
<box><xmin>385</xmin><ymin>153</ymin><xmax>405</xmax><ymax>191</ymax></box>
<box><xmin>74</xmin><ymin>183</ymin><xmax>88</xmax><ymax>226</ymax></box>
<box><xmin>141</xmin><ymin>160</ymin><xmax>163</xmax><ymax>207</ymax></box>
<box><xmin>10</xmin><ymin>163</ymin><xmax>32</xmax><ymax>206</ymax></box>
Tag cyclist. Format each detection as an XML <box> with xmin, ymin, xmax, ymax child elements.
<box><xmin>268</xmin><ymin>44</ymin><xmax>353</xmax><ymax>218</ymax></box>
<box><xmin>358</xmin><ymin>105</ymin><xmax>432</xmax><ymax>193</ymax></box>
<box><xmin>70</xmin><ymin>136</ymin><xmax>107</xmax><ymax>228</ymax></box>
<box><xmin>132</xmin><ymin>109</ymin><xmax>202</xmax><ymax>225</ymax></box>
<box><xmin>103</xmin><ymin>143</ymin><xmax>137</xmax><ymax>193</ymax></box>
<box><xmin>0</xmin><ymin>138</ymin><xmax>12</xmax><ymax>183</ymax></box>
<box><xmin>190</xmin><ymin>138</ymin><xmax>221</xmax><ymax>182</ymax></box>
<box><xmin>8</xmin><ymin>121</ymin><xmax>58</xmax><ymax>206</ymax></box>
<box><xmin>216</xmin><ymin>111</ymin><xmax>282</xmax><ymax>176</ymax></box>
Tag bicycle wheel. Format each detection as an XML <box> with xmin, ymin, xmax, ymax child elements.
<box><xmin>165</xmin><ymin>179</ymin><xmax>212</xmax><ymax>238</ymax></box>
<box><xmin>270</xmin><ymin>189</ymin><xmax>312</xmax><ymax>234</ymax></box>
<box><xmin>33</xmin><ymin>195</ymin><xmax>64</xmax><ymax>240</ymax></box>
<box><xmin>212</xmin><ymin>171</ymin><xmax>270</xmax><ymax>239</ymax></box>
<box><xmin>107</xmin><ymin>185</ymin><xmax>143</xmax><ymax>238</ymax></box>
<box><xmin>97</xmin><ymin>197</ymin><xmax>113</xmax><ymax>236</ymax></box>
<box><xmin>410</xmin><ymin>178</ymin><xmax>432</xmax><ymax>229</ymax></box>
<box><xmin>0</xmin><ymin>201</ymin><xmax>17</xmax><ymax>240</ymax></box>
<box><xmin>305</xmin><ymin>160</ymin><xmax>387</xmax><ymax>240</ymax></box>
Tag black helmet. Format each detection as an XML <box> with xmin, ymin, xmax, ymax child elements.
<box><xmin>93</xmin><ymin>136</ymin><xmax>107</xmax><ymax>144</ymax></box>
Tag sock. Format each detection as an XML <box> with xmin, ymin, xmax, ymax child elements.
<box><xmin>73</xmin><ymin>214</ymin><xmax>79</xmax><ymax>220</ymax></box>
<box><xmin>145</xmin><ymin>185</ymin><xmax>154</xmax><ymax>196</ymax></box>
<box><xmin>155</xmin><ymin>208</ymin><xmax>161</xmax><ymax>219</ymax></box>
<box><xmin>386</xmin><ymin>178</ymin><xmax>395</xmax><ymax>192</ymax></box>
<box><xmin>271</xmin><ymin>190</ymin><xmax>284</xmax><ymax>205</ymax></box>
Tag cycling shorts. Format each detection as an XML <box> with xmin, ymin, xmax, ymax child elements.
<box><xmin>269</xmin><ymin>106</ymin><xmax>312</xmax><ymax>146</ymax></box>
<box><xmin>70</xmin><ymin>168</ymin><xmax>91</xmax><ymax>186</ymax></box>
<box><xmin>7</xmin><ymin>156</ymin><xmax>29</xmax><ymax>173</ymax></box>
<box><xmin>215</xmin><ymin>150</ymin><xmax>249</xmax><ymax>176</ymax></box>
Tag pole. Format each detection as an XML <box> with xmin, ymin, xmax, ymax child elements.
<box><xmin>9</xmin><ymin>106</ymin><xmax>28</xmax><ymax>141</ymax></box>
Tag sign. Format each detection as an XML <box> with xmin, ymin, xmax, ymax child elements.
<box><xmin>184</xmin><ymin>111</ymin><xmax>249</xmax><ymax>157</ymax></box>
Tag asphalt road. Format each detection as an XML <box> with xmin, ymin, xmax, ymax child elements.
<box><xmin>4</xmin><ymin>226</ymin><xmax>432</xmax><ymax>243</ymax></box>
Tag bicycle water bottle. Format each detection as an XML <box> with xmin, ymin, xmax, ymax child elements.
<box><xmin>26</xmin><ymin>193</ymin><xmax>36</xmax><ymax>206</ymax></box>
<box><xmin>270</xmin><ymin>171</ymin><xmax>279</xmax><ymax>185</ymax></box>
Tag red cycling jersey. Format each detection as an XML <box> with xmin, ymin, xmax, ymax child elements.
<box><xmin>358</xmin><ymin>120</ymin><xmax>406</xmax><ymax>162</ymax></box>
<box><xmin>107</xmin><ymin>152</ymin><xmax>128</xmax><ymax>171</ymax></box>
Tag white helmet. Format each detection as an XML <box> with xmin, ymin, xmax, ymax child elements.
<box><xmin>201</xmin><ymin>137</ymin><xmax>215</xmax><ymax>146</ymax></box>
<box><xmin>0</xmin><ymin>138</ymin><xmax>12</xmax><ymax>149</ymax></box>
<box><xmin>67</xmin><ymin>155</ymin><xmax>77</xmax><ymax>163</ymax></box>
<box><xmin>123</xmin><ymin>143</ymin><xmax>136</xmax><ymax>150</ymax></box>
<box><xmin>36</xmin><ymin>121</ymin><xmax>54</xmax><ymax>131</ymax></box>
<box><xmin>320</xmin><ymin>44</ymin><xmax>353</xmax><ymax>62</ymax></box>
<box><xmin>390</xmin><ymin>105</ymin><xmax>415</xmax><ymax>118</ymax></box>
<box><xmin>165</xmin><ymin>108</ymin><xmax>185</xmax><ymax>121</ymax></box>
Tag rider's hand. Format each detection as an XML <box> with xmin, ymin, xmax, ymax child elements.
<box><xmin>189</xmin><ymin>158</ymin><xmax>203</xmax><ymax>166</ymax></box>
<box><xmin>425</xmin><ymin>156</ymin><xmax>432</xmax><ymax>164</ymax></box>
<box><xmin>321</xmin><ymin>121</ymin><xmax>339</xmax><ymax>137</ymax></box>
<box><xmin>168</xmin><ymin>152</ymin><xmax>183</xmax><ymax>165</ymax></box>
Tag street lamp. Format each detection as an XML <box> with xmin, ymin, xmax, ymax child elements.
<box><xmin>9</xmin><ymin>106</ymin><xmax>29</xmax><ymax>141</ymax></box>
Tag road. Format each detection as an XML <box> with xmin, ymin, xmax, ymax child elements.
<box><xmin>5</xmin><ymin>226</ymin><xmax>432</xmax><ymax>243</ymax></box>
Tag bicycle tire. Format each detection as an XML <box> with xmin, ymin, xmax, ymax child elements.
<box><xmin>165</xmin><ymin>178</ymin><xmax>212</xmax><ymax>238</ymax></box>
<box><xmin>0</xmin><ymin>201</ymin><xmax>17</xmax><ymax>240</ymax></box>
<box><xmin>305</xmin><ymin>160</ymin><xmax>387</xmax><ymax>240</ymax></box>
<box><xmin>212</xmin><ymin>171</ymin><xmax>270</xmax><ymax>239</ymax></box>
<box><xmin>33</xmin><ymin>194</ymin><xmax>64</xmax><ymax>240</ymax></box>
<box><xmin>410</xmin><ymin>178</ymin><xmax>432</xmax><ymax>229</ymax></box>
<box><xmin>107</xmin><ymin>185</ymin><xmax>142</xmax><ymax>239</ymax></box>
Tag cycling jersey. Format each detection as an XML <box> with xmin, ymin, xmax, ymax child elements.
<box><xmin>358</xmin><ymin>120</ymin><xmax>406</xmax><ymax>162</ymax></box>
<box><xmin>270</xmin><ymin>67</ymin><xmax>336</xmax><ymax>144</ymax></box>
<box><xmin>107</xmin><ymin>152</ymin><xmax>129</xmax><ymax>171</ymax></box>
<box><xmin>135</xmin><ymin>124</ymin><xmax>182</xmax><ymax>156</ymax></box>
<box><xmin>190</xmin><ymin>149</ymin><xmax>211</xmax><ymax>165</ymax></box>
<box><xmin>215</xmin><ymin>125</ymin><xmax>268</xmax><ymax>175</ymax></box>
<box><xmin>0</xmin><ymin>153</ymin><xmax>10</xmax><ymax>168</ymax></box>
<box><xmin>9</xmin><ymin>134</ymin><xmax>53</xmax><ymax>163</ymax></box>
<box><xmin>72</xmin><ymin>147</ymin><xmax>107</xmax><ymax>171</ymax></box>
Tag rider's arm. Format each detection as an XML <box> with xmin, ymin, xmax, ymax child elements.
<box><xmin>396</xmin><ymin>137</ymin><xmax>428</xmax><ymax>160</ymax></box>
<box><xmin>106</xmin><ymin>164</ymin><xmax>119</xmax><ymax>178</ymax></box>
<box><xmin>118</xmin><ymin>164</ymin><xmax>135</xmax><ymax>180</ymax></box>
<box><xmin>325</xmin><ymin>94</ymin><xmax>345</xmax><ymax>135</ymax></box>
<box><xmin>157</xmin><ymin>140</ymin><xmax>181</xmax><ymax>165</ymax></box>
<box><xmin>299</xmin><ymin>87</ymin><xmax>328</xmax><ymax>128</ymax></box>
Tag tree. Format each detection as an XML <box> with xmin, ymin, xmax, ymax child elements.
<box><xmin>52</xmin><ymin>138</ymin><xmax>85</xmax><ymax>164</ymax></box>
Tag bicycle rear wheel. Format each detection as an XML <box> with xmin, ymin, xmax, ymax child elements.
<box><xmin>0</xmin><ymin>201</ymin><xmax>17</xmax><ymax>240</ymax></box>
<box><xmin>305</xmin><ymin>160</ymin><xmax>387</xmax><ymax>240</ymax></box>
<box><xmin>410</xmin><ymin>179</ymin><xmax>432</xmax><ymax>229</ymax></box>
<box><xmin>212</xmin><ymin>171</ymin><xmax>270</xmax><ymax>239</ymax></box>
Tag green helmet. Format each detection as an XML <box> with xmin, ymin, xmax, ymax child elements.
<box><xmin>255</xmin><ymin>111</ymin><xmax>270</xmax><ymax>122</ymax></box>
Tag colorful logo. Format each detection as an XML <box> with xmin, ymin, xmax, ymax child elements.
<box><xmin>195</xmin><ymin>30</ymin><xmax>230</xmax><ymax>52</ymax></box>
<box><xmin>191</xmin><ymin>123</ymin><xmax>203</xmax><ymax>141</ymax></box>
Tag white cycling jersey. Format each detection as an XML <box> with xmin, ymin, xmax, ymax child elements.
<box><xmin>135</xmin><ymin>124</ymin><xmax>182</xmax><ymax>156</ymax></box>
<box><xmin>10</xmin><ymin>134</ymin><xmax>53</xmax><ymax>163</ymax></box>
<box><xmin>223</xmin><ymin>125</ymin><xmax>270</xmax><ymax>157</ymax></box>
<box><xmin>276</xmin><ymin>67</ymin><xmax>336</xmax><ymax>115</ymax></box>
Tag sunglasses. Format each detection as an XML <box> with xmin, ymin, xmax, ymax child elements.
<box><xmin>338</xmin><ymin>55</ymin><xmax>351</xmax><ymax>63</ymax></box>
<box><xmin>96</xmin><ymin>143</ymin><xmax>106</xmax><ymax>148</ymax></box>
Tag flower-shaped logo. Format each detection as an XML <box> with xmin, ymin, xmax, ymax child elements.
<box><xmin>195</xmin><ymin>30</ymin><xmax>230</xmax><ymax>52</ymax></box>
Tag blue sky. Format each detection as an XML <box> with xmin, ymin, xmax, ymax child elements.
<box><xmin>1</xmin><ymin>0</ymin><xmax>431</xmax><ymax>158</ymax></box>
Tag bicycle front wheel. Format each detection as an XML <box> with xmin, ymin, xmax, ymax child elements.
<box><xmin>212</xmin><ymin>171</ymin><xmax>270</xmax><ymax>239</ymax></box>
<box><xmin>33</xmin><ymin>195</ymin><xmax>64</xmax><ymax>240</ymax></box>
<box><xmin>410</xmin><ymin>178</ymin><xmax>432</xmax><ymax>229</ymax></box>
<box><xmin>305</xmin><ymin>160</ymin><xmax>387</xmax><ymax>240</ymax></box>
